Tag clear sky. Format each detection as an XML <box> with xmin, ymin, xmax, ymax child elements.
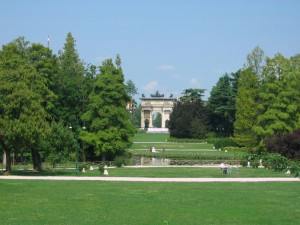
<box><xmin>1</xmin><ymin>0</ymin><xmax>300</xmax><ymax>100</ymax></box>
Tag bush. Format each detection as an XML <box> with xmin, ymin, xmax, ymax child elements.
<box><xmin>251</xmin><ymin>161</ymin><xmax>260</xmax><ymax>168</ymax></box>
<box><xmin>289</xmin><ymin>161</ymin><xmax>300</xmax><ymax>177</ymax></box>
<box><xmin>265</xmin><ymin>129</ymin><xmax>300</xmax><ymax>159</ymax></box>
<box><xmin>114</xmin><ymin>157</ymin><xmax>126</xmax><ymax>167</ymax></box>
<box><xmin>240</xmin><ymin>160</ymin><xmax>248</xmax><ymax>167</ymax></box>
<box><xmin>99</xmin><ymin>165</ymin><xmax>104</xmax><ymax>174</ymax></box>
<box><xmin>214</xmin><ymin>138</ymin><xmax>238</xmax><ymax>149</ymax></box>
<box><xmin>264</xmin><ymin>153</ymin><xmax>288</xmax><ymax>171</ymax></box>
<box><xmin>79</xmin><ymin>163</ymin><xmax>88</xmax><ymax>171</ymax></box>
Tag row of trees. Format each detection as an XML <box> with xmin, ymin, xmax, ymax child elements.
<box><xmin>169</xmin><ymin>47</ymin><xmax>300</xmax><ymax>157</ymax></box>
<box><xmin>0</xmin><ymin>33</ymin><xmax>136</xmax><ymax>173</ymax></box>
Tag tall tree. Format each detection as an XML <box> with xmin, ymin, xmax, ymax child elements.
<box><xmin>246</xmin><ymin>45</ymin><xmax>265</xmax><ymax>80</ymax></box>
<box><xmin>169</xmin><ymin>89</ymin><xmax>208</xmax><ymax>139</ymax></box>
<box><xmin>233</xmin><ymin>68</ymin><xmax>260</xmax><ymax>147</ymax></box>
<box><xmin>0</xmin><ymin>37</ymin><xmax>55</xmax><ymax>172</ymax></box>
<box><xmin>179</xmin><ymin>88</ymin><xmax>205</xmax><ymax>102</ymax></box>
<box><xmin>169</xmin><ymin>101</ymin><xmax>208</xmax><ymax>139</ymax></box>
<box><xmin>207</xmin><ymin>73</ymin><xmax>237</xmax><ymax>136</ymax></box>
<box><xmin>80</xmin><ymin>56</ymin><xmax>135</xmax><ymax>160</ymax></box>
<box><xmin>56</xmin><ymin>32</ymin><xmax>86</xmax><ymax>125</ymax></box>
<box><xmin>253</xmin><ymin>54</ymin><xmax>300</xmax><ymax>142</ymax></box>
<box><xmin>125</xmin><ymin>79</ymin><xmax>139</xmax><ymax>127</ymax></box>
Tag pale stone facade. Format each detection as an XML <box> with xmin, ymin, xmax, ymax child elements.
<box><xmin>140</xmin><ymin>96</ymin><xmax>176</xmax><ymax>128</ymax></box>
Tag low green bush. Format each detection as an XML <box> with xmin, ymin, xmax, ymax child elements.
<box><xmin>240</xmin><ymin>160</ymin><xmax>248</xmax><ymax>167</ymax></box>
<box><xmin>213</xmin><ymin>138</ymin><xmax>238</xmax><ymax>149</ymax></box>
<box><xmin>264</xmin><ymin>153</ymin><xmax>288</xmax><ymax>171</ymax></box>
<box><xmin>99</xmin><ymin>165</ymin><xmax>104</xmax><ymax>174</ymax></box>
<box><xmin>288</xmin><ymin>160</ymin><xmax>300</xmax><ymax>177</ymax></box>
<box><xmin>114</xmin><ymin>157</ymin><xmax>126</xmax><ymax>167</ymax></box>
<box><xmin>252</xmin><ymin>161</ymin><xmax>260</xmax><ymax>168</ymax></box>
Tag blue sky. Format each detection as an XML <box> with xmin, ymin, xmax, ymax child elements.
<box><xmin>1</xmin><ymin>0</ymin><xmax>300</xmax><ymax>100</ymax></box>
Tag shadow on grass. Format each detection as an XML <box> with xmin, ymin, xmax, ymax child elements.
<box><xmin>7</xmin><ymin>170</ymin><xmax>76</xmax><ymax>176</ymax></box>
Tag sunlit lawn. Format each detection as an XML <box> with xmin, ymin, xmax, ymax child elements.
<box><xmin>2</xmin><ymin>132</ymin><xmax>299</xmax><ymax>224</ymax></box>
<box><xmin>0</xmin><ymin>180</ymin><xmax>299</xmax><ymax>225</ymax></box>
<box><xmin>133</xmin><ymin>132</ymin><xmax>170</xmax><ymax>142</ymax></box>
<box><xmin>10</xmin><ymin>167</ymin><xmax>292</xmax><ymax>178</ymax></box>
<box><xmin>129</xmin><ymin>142</ymin><xmax>215</xmax><ymax>151</ymax></box>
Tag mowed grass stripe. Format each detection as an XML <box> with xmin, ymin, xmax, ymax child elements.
<box><xmin>0</xmin><ymin>180</ymin><xmax>299</xmax><ymax>225</ymax></box>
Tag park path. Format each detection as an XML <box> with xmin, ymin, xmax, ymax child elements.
<box><xmin>0</xmin><ymin>176</ymin><xmax>298</xmax><ymax>182</ymax></box>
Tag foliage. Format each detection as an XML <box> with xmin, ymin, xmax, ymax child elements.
<box><xmin>263</xmin><ymin>153</ymin><xmax>288</xmax><ymax>171</ymax></box>
<box><xmin>169</xmin><ymin>101</ymin><xmax>208</xmax><ymax>139</ymax></box>
<box><xmin>179</xmin><ymin>88</ymin><xmax>205</xmax><ymax>102</ymax></box>
<box><xmin>246</xmin><ymin>45</ymin><xmax>265</xmax><ymax>79</ymax></box>
<box><xmin>207</xmin><ymin>72</ymin><xmax>239</xmax><ymax>136</ymax></box>
<box><xmin>55</xmin><ymin>32</ymin><xmax>90</xmax><ymax>125</ymax></box>
<box><xmin>114</xmin><ymin>156</ymin><xmax>126</xmax><ymax>167</ymax></box>
<box><xmin>251</xmin><ymin>161</ymin><xmax>260</xmax><ymax>168</ymax></box>
<box><xmin>98</xmin><ymin>165</ymin><xmax>104</xmax><ymax>174</ymax></box>
<box><xmin>40</xmin><ymin>121</ymin><xmax>77</xmax><ymax>169</ymax></box>
<box><xmin>81</xmin><ymin>56</ymin><xmax>136</xmax><ymax>160</ymax></box>
<box><xmin>233</xmin><ymin>68</ymin><xmax>260</xmax><ymax>147</ymax></box>
<box><xmin>213</xmin><ymin>138</ymin><xmax>238</xmax><ymax>149</ymax></box>
<box><xmin>264</xmin><ymin>128</ymin><xmax>300</xmax><ymax>159</ymax></box>
<box><xmin>253</xmin><ymin>54</ymin><xmax>300</xmax><ymax>140</ymax></box>
<box><xmin>152</xmin><ymin>112</ymin><xmax>162</xmax><ymax>128</ymax></box>
<box><xmin>289</xmin><ymin>160</ymin><xmax>300</xmax><ymax>177</ymax></box>
<box><xmin>0</xmin><ymin>37</ymin><xmax>56</xmax><ymax>172</ymax></box>
<box><xmin>131</xmin><ymin>150</ymin><xmax>239</xmax><ymax>160</ymax></box>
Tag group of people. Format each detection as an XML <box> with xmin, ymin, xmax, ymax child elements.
<box><xmin>220</xmin><ymin>163</ymin><xmax>233</xmax><ymax>174</ymax></box>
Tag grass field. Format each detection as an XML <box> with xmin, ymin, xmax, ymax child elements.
<box><xmin>129</xmin><ymin>142</ymin><xmax>214</xmax><ymax>151</ymax></box>
<box><xmin>1</xmin><ymin>180</ymin><xmax>299</xmax><ymax>225</ymax></box>
<box><xmin>132</xmin><ymin>132</ymin><xmax>170</xmax><ymax>142</ymax></box>
<box><xmin>2</xmin><ymin>132</ymin><xmax>299</xmax><ymax>224</ymax></box>
<box><xmin>10</xmin><ymin>167</ymin><xmax>292</xmax><ymax>178</ymax></box>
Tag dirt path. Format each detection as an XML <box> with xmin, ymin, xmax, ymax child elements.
<box><xmin>0</xmin><ymin>176</ymin><xmax>298</xmax><ymax>182</ymax></box>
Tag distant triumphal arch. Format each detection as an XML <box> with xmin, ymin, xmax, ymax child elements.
<box><xmin>140</xmin><ymin>94</ymin><xmax>177</xmax><ymax>128</ymax></box>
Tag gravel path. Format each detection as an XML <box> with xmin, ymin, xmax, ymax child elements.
<box><xmin>0</xmin><ymin>176</ymin><xmax>298</xmax><ymax>182</ymax></box>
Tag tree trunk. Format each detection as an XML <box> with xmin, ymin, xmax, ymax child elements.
<box><xmin>82</xmin><ymin>150</ymin><xmax>86</xmax><ymax>162</ymax></box>
<box><xmin>102</xmin><ymin>152</ymin><xmax>106</xmax><ymax>162</ymax></box>
<box><xmin>31</xmin><ymin>147</ymin><xmax>43</xmax><ymax>172</ymax></box>
<box><xmin>81</xmin><ymin>143</ymin><xmax>86</xmax><ymax>162</ymax></box>
<box><xmin>4</xmin><ymin>148</ymin><xmax>12</xmax><ymax>173</ymax></box>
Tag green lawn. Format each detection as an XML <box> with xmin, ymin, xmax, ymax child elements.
<box><xmin>10</xmin><ymin>167</ymin><xmax>292</xmax><ymax>178</ymax></box>
<box><xmin>0</xmin><ymin>180</ymin><xmax>299</xmax><ymax>225</ymax></box>
<box><xmin>133</xmin><ymin>132</ymin><xmax>170</xmax><ymax>142</ymax></box>
<box><xmin>130</xmin><ymin>142</ymin><xmax>214</xmax><ymax>151</ymax></box>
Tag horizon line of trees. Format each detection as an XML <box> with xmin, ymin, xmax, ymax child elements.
<box><xmin>169</xmin><ymin>46</ymin><xmax>300</xmax><ymax>158</ymax></box>
<box><xmin>0</xmin><ymin>33</ymin><xmax>136</xmax><ymax>173</ymax></box>
<box><xmin>1</xmin><ymin>33</ymin><xmax>299</xmax><ymax>174</ymax></box>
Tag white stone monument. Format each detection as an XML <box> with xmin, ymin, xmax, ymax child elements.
<box><xmin>104</xmin><ymin>165</ymin><xmax>109</xmax><ymax>176</ymax></box>
<box><xmin>258</xmin><ymin>159</ymin><xmax>264</xmax><ymax>168</ymax></box>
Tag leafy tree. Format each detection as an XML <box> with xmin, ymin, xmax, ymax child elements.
<box><xmin>153</xmin><ymin>113</ymin><xmax>162</xmax><ymax>128</ymax></box>
<box><xmin>56</xmin><ymin>32</ymin><xmax>86</xmax><ymax>125</ymax></box>
<box><xmin>253</xmin><ymin>54</ymin><xmax>300</xmax><ymax>141</ymax></box>
<box><xmin>125</xmin><ymin>79</ymin><xmax>138</xmax><ymax>101</ymax></box>
<box><xmin>233</xmin><ymin>68</ymin><xmax>260</xmax><ymax>147</ymax></box>
<box><xmin>131</xmin><ymin>104</ymin><xmax>141</xmax><ymax>128</ymax></box>
<box><xmin>179</xmin><ymin>88</ymin><xmax>205</xmax><ymax>102</ymax></box>
<box><xmin>80</xmin><ymin>56</ymin><xmax>135</xmax><ymax>160</ymax></box>
<box><xmin>207</xmin><ymin>73</ymin><xmax>238</xmax><ymax>136</ymax></box>
<box><xmin>0</xmin><ymin>37</ymin><xmax>55</xmax><ymax>172</ymax></box>
<box><xmin>41</xmin><ymin>121</ymin><xmax>77</xmax><ymax>169</ymax></box>
<box><xmin>125</xmin><ymin>79</ymin><xmax>139</xmax><ymax>127</ymax></box>
<box><xmin>246</xmin><ymin>45</ymin><xmax>265</xmax><ymax>80</ymax></box>
<box><xmin>169</xmin><ymin>100</ymin><xmax>208</xmax><ymax>139</ymax></box>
